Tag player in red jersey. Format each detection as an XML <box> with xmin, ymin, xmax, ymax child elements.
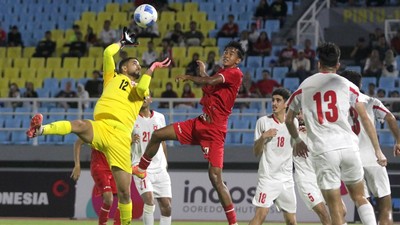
<box><xmin>133</xmin><ymin>41</ymin><xmax>244</xmax><ymax>225</ymax></box>
<box><xmin>71</xmin><ymin>138</ymin><xmax>120</xmax><ymax>225</ymax></box>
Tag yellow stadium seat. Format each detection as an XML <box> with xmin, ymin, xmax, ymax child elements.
<box><xmin>14</xmin><ymin>58</ymin><xmax>29</xmax><ymax>68</ymax></box>
<box><xmin>184</xmin><ymin>2</ymin><xmax>198</xmax><ymax>11</ymax></box>
<box><xmin>200</xmin><ymin>20</ymin><xmax>216</xmax><ymax>33</ymax></box>
<box><xmin>46</xmin><ymin>57</ymin><xmax>62</xmax><ymax>69</ymax></box>
<box><xmin>20</xmin><ymin>68</ymin><xmax>37</xmax><ymax>79</ymax></box>
<box><xmin>32</xmin><ymin>78</ymin><xmax>44</xmax><ymax>89</ymax></box>
<box><xmin>172</xmin><ymin>46</ymin><xmax>187</xmax><ymax>59</ymax></box>
<box><xmin>63</xmin><ymin>58</ymin><xmax>79</xmax><ymax>69</ymax></box>
<box><xmin>152</xmin><ymin>88</ymin><xmax>163</xmax><ymax>98</ymax></box>
<box><xmin>121</xmin><ymin>2</ymin><xmax>132</xmax><ymax>12</ymax></box>
<box><xmin>179</xmin><ymin>57</ymin><xmax>192</xmax><ymax>67</ymax></box>
<box><xmin>106</xmin><ymin>3</ymin><xmax>120</xmax><ymax>12</ymax></box>
<box><xmin>0</xmin><ymin>47</ymin><xmax>5</xmax><ymax>58</ymax></box>
<box><xmin>6</xmin><ymin>47</ymin><xmax>22</xmax><ymax>58</ymax></box>
<box><xmin>23</xmin><ymin>47</ymin><xmax>36</xmax><ymax>58</ymax></box>
<box><xmin>9</xmin><ymin>78</ymin><xmax>25</xmax><ymax>88</ymax></box>
<box><xmin>3</xmin><ymin>68</ymin><xmax>20</xmax><ymax>79</ymax></box>
<box><xmin>160</xmin><ymin>11</ymin><xmax>175</xmax><ymax>21</ymax></box>
<box><xmin>169</xmin><ymin>2</ymin><xmax>183</xmax><ymax>11</ymax></box>
<box><xmin>136</xmin><ymin>46</ymin><xmax>147</xmax><ymax>57</ymax></box>
<box><xmin>74</xmin><ymin>20</ymin><xmax>89</xmax><ymax>31</ymax></box>
<box><xmin>176</xmin><ymin>12</ymin><xmax>191</xmax><ymax>23</ymax></box>
<box><xmin>188</xmin><ymin>46</ymin><xmax>204</xmax><ymax>58</ymax></box>
<box><xmin>153</xmin><ymin>68</ymin><xmax>169</xmax><ymax>79</ymax></box>
<box><xmin>69</xmin><ymin>68</ymin><xmax>86</xmax><ymax>79</ymax></box>
<box><xmin>79</xmin><ymin>57</ymin><xmax>96</xmax><ymax>70</ymax></box>
<box><xmin>170</xmin><ymin>67</ymin><xmax>186</xmax><ymax>77</ymax></box>
<box><xmin>191</xmin><ymin>12</ymin><xmax>206</xmax><ymax>21</ymax></box>
<box><xmin>81</xmin><ymin>12</ymin><xmax>96</xmax><ymax>22</ymax></box>
<box><xmin>204</xmin><ymin>46</ymin><xmax>220</xmax><ymax>58</ymax></box>
<box><xmin>97</xmin><ymin>12</ymin><xmax>113</xmax><ymax>24</ymax></box>
<box><xmin>30</xmin><ymin>58</ymin><xmax>46</xmax><ymax>68</ymax></box>
<box><xmin>113</xmin><ymin>12</ymin><xmax>128</xmax><ymax>28</ymax></box>
<box><xmin>53</xmin><ymin>68</ymin><xmax>70</xmax><ymax>79</ymax></box>
<box><xmin>51</xmin><ymin>29</ymin><xmax>65</xmax><ymax>40</ymax></box>
<box><xmin>192</xmin><ymin>87</ymin><xmax>203</xmax><ymax>98</ymax></box>
<box><xmin>1</xmin><ymin>58</ymin><xmax>13</xmax><ymax>68</ymax></box>
<box><xmin>94</xmin><ymin>57</ymin><xmax>103</xmax><ymax>70</ymax></box>
<box><xmin>124</xmin><ymin>48</ymin><xmax>137</xmax><ymax>58</ymax></box>
<box><xmin>202</xmin><ymin>38</ymin><xmax>217</xmax><ymax>47</ymax></box>
<box><xmin>89</xmin><ymin>47</ymin><xmax>104</xmax><ymax>58</ymax></box>
<box><xmin>36</xmin><ymin>68</ymin><xmax>53</xmax><ymax>80</ymax></box>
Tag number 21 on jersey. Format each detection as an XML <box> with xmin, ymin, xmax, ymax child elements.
<box><xmin>313</xmin><ymin>90</ymin><xmax>338</xmax><ymax>124</ymax></box>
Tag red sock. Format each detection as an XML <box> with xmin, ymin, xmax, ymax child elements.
<box><xmin>113</xmin><ymin>207</ymin><xmax>121</xmax><ymax>225</ymax></box>
<box><xmin>99</xmin><ymin>203</ymin><xmax>111</xmax><ymax>225</ymax></box>
<box><xmin>138</xmin><ymin>153</ymin><xmax>152</xmax><ymax>170</ymax></box>
<box><xmin>224</xmin><ymin>204</ymin><xmax>237</xmax><ymax>225</ymax></box>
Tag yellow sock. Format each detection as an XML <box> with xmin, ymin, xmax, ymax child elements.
<box><xmin>118</xmin><ymin>201</ymin><xmax>132</xmax><ymax>225</ymax></box>
<box><xmin>42</xmin><ymin>121</ymin><xmax>72</xmax><ymax>135</ymax></box>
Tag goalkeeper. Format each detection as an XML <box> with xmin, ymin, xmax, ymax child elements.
<box><xmin>26</xmin><ymin>27</ymin><xmax>171</xmax><ymax>225</ymax></box>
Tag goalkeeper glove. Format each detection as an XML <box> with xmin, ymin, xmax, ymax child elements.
<box><xmin>120</xmin><ymin>27</ymin><xmax>139</xmax><ymax>47</ymax></box>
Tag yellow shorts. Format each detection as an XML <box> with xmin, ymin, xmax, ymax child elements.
<box><xmin>89</xmin><ymin>119</ymin><xmax>132</xmax><ymax>173</ymax></box>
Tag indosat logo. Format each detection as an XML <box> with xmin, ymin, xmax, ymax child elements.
<box><xmin>86</xmin><ymin>183</ymin><xmax>144</xmax><ymax>219</ymax></box>
<box><xmin>182</xmin><ymin>180</ymin><xmax>260</xmax><ymax>214</ymax></box>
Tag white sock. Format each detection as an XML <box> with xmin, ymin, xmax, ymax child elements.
<box><xmin>357</xmin><ymin>203</ymin><xmax>377</xmax><ymax>225</ymax></box>
<box><xmin>342</xmin><ymin>223</ymin><xmax>347</xmax><ymax>225</ymax></box>
<box><xmin>160</xmin><ymin>215</ymin><xmax>171</xmax><ymax>225</ymax></box>
<box><xmin>142</xmin><ymin>204</ymin><xmax>155</xmax><ymax>225</ymax></box>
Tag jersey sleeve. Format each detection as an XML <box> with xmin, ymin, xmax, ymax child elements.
<box><xmin>254</xmin><ymin>117</ymin><xmax>269</xmax><ymax>141</ymax></box>
<box><xmin>287</xmin><ymin>88</ymin><xmax>302</xmax><ymax>113</ymax></box>
<box><xmin>372</xmin><ymin>98</ymin><xmax>391</xmax><ymax>123</ymax></box>
<box><xmin>135</xmin><ymin>74</ymin><xmax>152</xmax><ymax>99</ymax></box>
<box><xmin>103</xmin><ymin>43</ymin><xmax>119</xmax><ymax>86</ymax></box>
<box><xmin>348</xmin><ymin>83</ymin><xmax>361</xmax><ymax>107</ymax></box>
<box><xmin>220</xmin><ymin>69</ymin><xmax>241</xmax><ymax>86</ymax></box>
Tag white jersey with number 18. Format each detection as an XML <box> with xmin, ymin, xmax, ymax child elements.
<box><xmin>287</xmin><ymin>72</ymin><xmax>361</xmax><ymax>156</ymax></box>
<box><xmin>131</xmin><ymin>110</ymin><xmax>167</xmax><ymax>173</ymax></box>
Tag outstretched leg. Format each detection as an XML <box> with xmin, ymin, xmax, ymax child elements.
<box><xmin>208</xmin><ymin>166</ymin><xmax>237</xmax><ymax>225</ymax></box>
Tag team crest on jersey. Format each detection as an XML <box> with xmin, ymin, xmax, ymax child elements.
<box><xmin>135</xmin><ymin>123</ymin><xmax>140</xmax><ymax>129</ymax></box>
<box><xmin>202</xmin><ymin>146</ymin><xmax>209</xmax><ymax>155</ymax></box>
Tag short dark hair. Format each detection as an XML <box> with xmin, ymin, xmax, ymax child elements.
<box><xmin>224</xmin><ymin>41</ymin><xmax>245</xmax><ymax>60</ymax></box>
<box><xmin>341</xmin><ymin>70</ymin><xmax>362</xmax><ymax>88</ymax></box>
<box><xmin>272</xmin><ymin>88</ymin><xmax>291</xmax><ymax>101</ymax></box>
<box><xmin>118</xmin><ymin>57</ymin><xmax>137</xmax><ymax>73</ymax></box>
<box><xmin>317</xmin><ymin>42</ymin><xmax>341</xmax><ymax>68</ymax></box>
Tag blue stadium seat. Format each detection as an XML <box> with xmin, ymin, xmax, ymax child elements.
<box><xmin>242</xmin><ymin>133</ymin><xmax>255</xmax><ymax>145</ymax></box>
<box><xmin>272</xmin><ymin>67</ymin><xmax>289</xmax><ymax>80</ymax></box>
<box><xmin>36</xmin><ymin>88</ymin><xmax>50</xmax><ymax>98</ymax></box>
<box><xmin>43</xmin><ymin>78</ymin><xmax>60</xmax><ymax>90</ymax></box>
<box><xmin>345</xmin><ymin>65</ymin><xmax>362</xmax><ymax>74</ymax></box>
<box><xmin>378</xmin><ymin>77</ymin><xmax>396</xmax><ymax>89</ymax></box>
<box><xmin>11</xmin><ymin>131</ymin><xmax>29</xmax><ymax>144</ymax></box>
<box><xmin>263</xmin><ymin>56</ymin><xmax>278</xmax><ymax>67</ymax></box>
<box><xmin>378</xmin><ymin>131</ymin><xmax>394</xmax><ymax>146</ymax></box>
<box><xmin>48</xmin><ymin>108</ymin><xmax>66</xmax><ymax>122</ymax></box>
<box><xmin>0</xmin><ymin>108</ymin><xmax>14</xmax><ymax>120</ymax></box>
<box><xmin>246</xmin><ymin>56</ymin><xmax>263</xmax><ymax>68</ymax></box>
<box><xmin>264</xmin><ymin>20</ymin><xmax>280</xmax><ymax>33</ymax></box>
<box><xmin>5</xmin><ymin>118</ymin><xmax>22</xmax><ymax>128</ymax></box>
<box><xmin>225</xmin><ymin>132</ymin><xmax>241</xmax><ymax>145</ymax></box>
<box><xmin>60</xmin><ymin>78</ymin><xmax>76</xmax><ymax>89</ymax></box>
<box><xmin>0</xmin><ymin>131</ymin><xmax>11</xmax><ymax>144</ymax></box>
<box><xmin>0</xmin><ymin>118</ymin><xmax>4</xmax><ymax>128</ymax></box>
<box><xmin>63</xmin><ymin>134</ymin><xmax>76</xmax><ymax>144</ymax></box>
<box><xmin>232</xmin><ymin>120</ymin><xmax>250</xmax><ymax>129</ymax></box>
<box><xmin>199</xmin><ymin>2</ymin><xmax>214</xmax><ymax>13</ymax></box>
<box><xmin>283</xmin><ymin>77</ymin><xmax>300</xmax><ymax>92</ymax></box>
<box><xmin>361</xmin><ymin>77</ymin><xmax>377</xmax><ymax>89</ymax></box>
<box><xmin>217</xmin><ymin>37</ymin><xmax>233</xmax><ymax>49</ymax></box>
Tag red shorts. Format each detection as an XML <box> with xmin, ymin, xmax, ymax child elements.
<box><xmin>173</xmin><ymin>115</ymin><xmax>226</xmax><ymax>168</ymax></box>
<box><xmin>90</xmin><ymin>155</ymin><xmax>118</xmax><ymax>197</ymax></box>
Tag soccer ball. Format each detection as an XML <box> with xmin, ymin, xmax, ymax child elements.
<box><xmin>133</xmin><ymin>4</ymin><xmax>158</xmax><ymax>28</ymax></box>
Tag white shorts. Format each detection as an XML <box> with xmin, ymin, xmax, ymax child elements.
<box><xmin>295</xmin><ymin>181</ymin><xmax>325</xmax><ymax>210</ymax></box>
<box><xmin>133</xmin><ymin>170</ymin><xmax>172</xmax><ymax>198</ymax></box>
<box><xmin>363</xmin><ymin>165</ymin><xmax>391</xmax><ymax>198</ymax></box>
<box><xmin>252</xmin><ymin>179</ymin><xmax>296</xmax><ymax>213</ymax></box>
<box><xmin>312</xmin><ymin>149</ymin><xmax>364</xmax><ymax>190</ymax></box>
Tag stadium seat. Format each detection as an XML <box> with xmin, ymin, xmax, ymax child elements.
<box><xmin>53</xmin><ymin>68</ymin><xmax>70</xmax><ymax>79</ymax></box>
<box><xmin>0</xmin><ymin>131</ymin><xmax>11</xmax><ymax>144</ymax></box>
<box><xmin>225</xmin><ymin>132</ymin><xmax>241</xmax><ymax>145</ymax></box>
<box><xmin>272</xmin><ymin>67</ymin><xmax>289</xmax><ymax>80</ymax></box>
<box><xmin>0</xmin><ymin>108</ymin><xmax>13</xmax><ymax>120</ymax></box>
<box><xmin>3</xmin><ymin>68</ymin><xmax>20</xmax><ymax>79</ymax></box>
<box><xmin>63</xmin><ymin>58</ymin><xmax>79</xmax><ymax>69</ymax></box>
<box><xmin>30</xmin><ymin>58</ymin><xmax>46</xmax><ymax>68</ymax></box>
<box><xmin>36</xmin><ymin>68</ymin><xmax>53</xmax><ymax>80</ymax></box>
<box><xmin>46</xmin><ymin>57</ymin><xmax>62</xmax><ymax>70</ymax></box>
<box><xmin>20</xmin><ymin>68</ymin><xmax>37</xmax><ymax>80</ymax></box>
<box><xmin>23</xmin><ymin>47</ymin><xmax>36</xmax><ymax>58</ymax></box>
<box><xmin>188</xmin><ymin>46</ymin><xmax>204</xmax><ymax>58</ymax></box>
<box><xmin>36</xmin><ymin>88</ymin><xmax>50</xmax><ymax>98</ymax></box>
<box><xmin>283</xmin><ymin>77</ymin><xmax>300</xmax><ymax>92</ymax></box>
<box><xmin>378</xmin><ymin>77</ymin><xmax>396</xmax><ymax>89</ymax></box>
<box><xmin>246</xmin><ymin>56</ymin><xmax>262</xmax><ymax>67</ymax></box>
<box><xmin>264</xmin><ymin>20</ymin><xmax>280</xmax><ymax>33</ymax></box>
<box><xmin>242</xmin><ymin>133</ymin><xmax>255</xmax><ymax>145</ymax></box>
<box><xmin>105</xmin><ymin>3</ymin><xmax>120</xmax><ymax>12</ymax></box>
<box><xmin>361</xmin><ymin>77</ymin><xmax>377</xmax><ymax>91</ymax></box>
<box><xmin>69</xmin><ymin>68</ymin><xmax>86</xmax><ymax>79</ymax></box>
<box><xmin>11</xmin><ymin>131</ymin><xmax>29</xmax><ymax>144</ymax></box>
<box><xmin>0</xmin><ymin>47</ymin><xmax>6</xmax><ymax>58</ymax></box>
<box><xmin>5</xmin><ymin>118</ymin><xmax>22</xmax><ymax>128</ymax></box>
<box><xmin>378</xmin><ymin>131</ymin><xmax>394</xmax><ymax>146</ymax></box>
<box><xmin>60</xmin><ymin>77</ymin><xmax>76</xmax><ymax>89</ymax></box>
<box><xmin>13</xmin><ymin>58</ymin><xmax>29</xmax><ymax>68</ymax></box>
<box><xmin>43</xmin><ymin>78</ymin><xmax>60</xmax><ymax>90</ymax></box>
<box><xmin>184</xmin><ymin>2</ymin><xmax>198</xmax><ymax>11</ymax></box>
<box><xmin>199</xmin><ymin>2</ymin><xmax>214</xmax><ymax>13</ymax></box>
<box><xmin>79</xmin><ymin>57</ymin><xmax>96</xmax><ymax>70</ymax></box>
<box><xmin>169</xmin><ymin>2</ymin><xmax>183</xmax><ymax>11</ymax></box>
<box><xmin>232</xmin><ymin>120</ymin><xmax>250</xmax><ymax>129</ymax></box>
<box><xmin>345</xmin><ymin>65</ymin><xmax>362</xmax><ymax>74</ymax></box>
<box><xmin>97</xmin><ymin>12</ymin><xmax>113</xmax><ymax>24</ymax></box>
<box><xmin>6</xmin><ymin>47</ymin><xmax>22</xmax><ymax>58</ymax></box>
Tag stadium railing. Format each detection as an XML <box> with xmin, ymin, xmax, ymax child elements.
<box><xmin>0</xmin><ymin>97</ymin><xmax>399</xmax><ymax>146</ymax></box>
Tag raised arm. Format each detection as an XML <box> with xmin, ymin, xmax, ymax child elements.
<box><xmin>103</xmin><ymin>43</ymin><xmax>121</xmax><ymax>85</ymax></box>
<box><xmin>355</xmin><ymin>102</ymin><xmax>387</xmax><ymax>166</ymax></box>
<box><xmin>71</xmin><ymin>138</ymin><xmax>84</xmax><ymax>181</ymax></box>
<box><xmin>384</xmin><ymin>113</ymin><xmax>400</xmax><ymax>156</ymax></box>
<box><xmin>136</xmin><ymin>58</ymin><xmax>171</xmax><ymax>99</ymax></box>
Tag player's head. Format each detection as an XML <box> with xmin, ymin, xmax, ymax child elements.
<box><xmin>341</xmin><ymin>70</ymin><xmax>362</xmax><ymax>89</ymax></box>
<box><xmin>222</xmin><ymin>41</ymin><xmax>245</xmax><ymax>68</ymax></box>
<box><xmin>272</xmin><ymin>88</ymin><xmax>291</xmax><ymax>113</ymax></box>
<box><xmin>316</xmin><ymin>42</ymin><xmax>341</xmax><ymax>72</ymax></box>
<box><xmin>119</xmin><ymin>57</ymin><xmax>141</xmax><ymax>79</ymax></box>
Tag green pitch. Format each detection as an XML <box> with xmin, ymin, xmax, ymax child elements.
<box><xmin>0</xmin><ymin>219</ymin><xmax>319</xmax><ymax>225</ymax></box>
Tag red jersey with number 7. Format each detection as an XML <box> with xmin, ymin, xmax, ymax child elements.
<box><xmin>287</xmin><ymin>72</ymin><xmax>362</xmax><ymax>156</ymax></box>
<box><xmin>200</xmin><ymin>67</ymin><xmax>243</xmax><ymax>128</ymax></box>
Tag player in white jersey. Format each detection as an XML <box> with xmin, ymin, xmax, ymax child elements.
<box><xmin>285</xmin><ymin>42</ymin><xmax>386</xmax><ymax>225</ymax></box>
<box><xmin>293</xmin><ymin>111</ymin><xmax>331</xmax><ymax>225</ymax></box>
<box><xmin>341</xmin><ymin>70</ymin><xmax>400</xmax><ymax>225</ymax></box>
<box><xmin>131</xmin><ymin>96</ymin><xmax>172</xmax><ymax>225</ymax></box>
<box><xmin>249</xmin><ymin>88</ymin><xmax>298</xmax><ymax>225</ymax></box>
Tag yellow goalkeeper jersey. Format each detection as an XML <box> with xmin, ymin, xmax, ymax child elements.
<box><xmin>94</xmin><ymin>43</ymin><xmax>150</xmax><ymax>132</ymax></box>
